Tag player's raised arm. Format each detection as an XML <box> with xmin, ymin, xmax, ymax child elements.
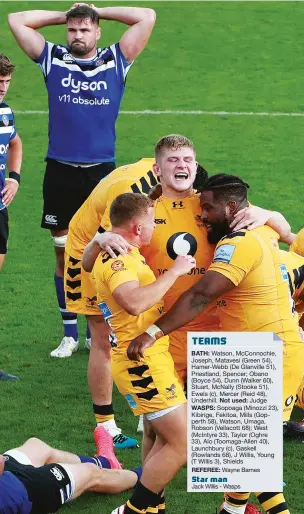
<box><xmin>8</xmin><ymin>10</ymin><xmax>67</xmax><ymax>60</ymax></box>
<box><xmin>230</xmin><ymin>205</ymin><xmax>292</xmax><ymax>242</ymax></box>
<box><xmin>95</xmin><ymin>6</ymin><xmax>156</xmax><ymax>62</ymax></box>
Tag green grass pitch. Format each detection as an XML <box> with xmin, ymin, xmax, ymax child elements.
<box><xmin>1</xmin><ymin>1</ymin><xmax>304</xmax><ymax>513</ymax></box>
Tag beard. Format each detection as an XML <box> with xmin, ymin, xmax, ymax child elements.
<box><xmin>70</xmin><ymin>41</ymin><xmax>93</xmax><ymax>56</ymax></box>
<box><xmin>206</xmin><ymin>219</ymin><xmax>230</xmax><ymax>244</ymax></box>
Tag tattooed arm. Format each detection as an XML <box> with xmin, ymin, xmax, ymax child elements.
<box><xmin>127</xmin><ymin>271</ymin><xmax>235</xmax><ymax>361</ymax></box>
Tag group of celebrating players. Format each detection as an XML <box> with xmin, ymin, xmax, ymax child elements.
<box><xmin>1</xmin><ymin>3</ymin><xmax>304</xmax><ymax>514</ymax></box>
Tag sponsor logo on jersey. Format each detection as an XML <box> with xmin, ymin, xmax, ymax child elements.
<box><xmin>213</xmin><ymin>244</ymin><xmax>235</xmax><ymax>264</ymax></box>
<box><xmin>86</xmin><ymin>296</ymin><xmax>97</xmax><ymax>307</ymax></box>
<box><xmin>125</xmin><ymin>393</ymin><xmax>137</xmax><ymax>409</ymax></box>
<box><xmin>0</xmin><ymin>164</ymin><xmax>5</xmax><ymax>171</ymax></box>
<box><xmin>172</xmin><ymin>201</ymin><xmax>184</xmax><ymax>209</ymax></box>
<box><xmin>50</xmin><ymin>466</ymin><xmax>64</xmax><ymax>481</ymax></box>
<box><xmin>285</xmin><ymin>395</ymin><xmax>294</xmax><ymax>407</ymax></box>
<box><xmin>279</xmin><ymin>264</ymin><xmax>289</xmax><ymax>282</ymax></box>
<box><xmin>45</xmin><ymin>214</ymin><xmax>57</xmax><ymax>225</ymax></box>
<box><xmin>155</xmin><ymin>218</ymin><xmax>166</xmax><ymax>224</ymax></box>
<box><xmin>165</xmin><ymin>383</ymin><xmax>177</xmax><ymax>400</ymax></box>
<box><xmin>2</xmin><ymin>115</ymin><xmax>9</xmax><ymax>126</ymax></box>
<box><xmin>61</xmin><ymin>73</ymin><xmax>108</xmax><ymax>94</ymax></box>
<box><xmin>63</xmin><ymin>53</ymin><xmax>74</xmax><ymax>63</ymax></box>
<box><xmin>166</xmin><ymin>232</ymin><xmax>197</xmax><ymax>260</ymax></box>
<box><xmin>98</xmin><ymin>301</ymin><xmax>113</xmax><ymax>321</ymax></box>
<box><xmin>0</xmin><ymin>144</ymin><xmax>8</xmax><ymax>155</ymax></box>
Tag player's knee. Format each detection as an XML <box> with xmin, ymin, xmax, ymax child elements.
<box><xmin>52</xmin><ymin>234</ymin><xmax>67</xmax><ymax>248</ymax></box>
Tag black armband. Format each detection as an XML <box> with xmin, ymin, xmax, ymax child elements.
<box><xmin>9</xmin><ymin>171</ymin><xmax>20</xmax><ymax>184</ymax></box>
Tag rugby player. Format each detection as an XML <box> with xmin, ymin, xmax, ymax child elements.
<box><xmin>8</xmin><ymin>3</ymin><xmax>156</xmax><ymax>354</ymax></box>
<box><xmin>92</xmin><ymin>193</ymin><xmax>195</xmax><ymax>514</ymax></box>
<box><xmin>81</xmin><ymin>135</ymin><xmax>292</xmax><ymax>444</ymax></box>
<box><xmin>0</xmin><ymin>428</ymin><xmax>142</xmax><ymax>514</ymax></box>
<box><xmin>127</xmin><ymin>174</ymin><xmax>303</xmax><ymax>514</ymax></box>
<box><xmin>0</xmin><ymin>53</ymin><xmax>22</xmax><ymax>381</ymax></box>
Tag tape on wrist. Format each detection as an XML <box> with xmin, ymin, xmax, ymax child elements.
<box><xmin>145</xmin><ymin>324</ymin><xmax>165</xmax><ymax>340</ymax></box>
<box><xmin>8</xmin><ymin>171</ymin><xmax>20</xmax><ymax>184</ymax></box>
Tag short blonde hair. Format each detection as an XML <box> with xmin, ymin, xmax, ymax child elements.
<box><xmin>154</xmin><ymin>134</ymin><xmax>195</xmax><ymax>159</ymax></box>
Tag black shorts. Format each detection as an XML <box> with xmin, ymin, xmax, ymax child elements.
<box><xmin>4</xmin><ymin>455</ymin><xmax>73</xmax><ymax>514</ymax></box>
<box><xmin>41</xmin><ymin>159</ymin><xmax>116</xmax><ymax>231</ymax></box>
<box><xmin>0</xmin><ymin>208</ymin><xmax>9</xmax><ymax>254</ymax></box>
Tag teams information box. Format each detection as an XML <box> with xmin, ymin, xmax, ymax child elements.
<box><xmin>187</xmin><ymin>332</ymin><xmax>283</xmax><ymax>492</ymax></box>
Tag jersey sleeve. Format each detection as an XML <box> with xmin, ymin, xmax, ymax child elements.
<box><xmin>103</xmin><ymin>255</ymin><xmax>139</xmax><ymax>293</ymax></box>
<box><xmin>111</xmin><ymin>43</ymin><xmax>133</xmax><ymax>83</ymax></box>
<box><xmin>101</xmin><ymin>179</ymin><xmax>136</xmax><ymax>230</ymax></box>
<box><xmin>209</xmin><ymin>232</ymin><xmax>262</xmax><ymax>286</ymax></box>
<box><xmin>9</xmin><ymin>111</ymin><xmax>17</xmax><ymax>140</ymax></box>
<box><xmin>290</xmin><ymin>229</ymin><xmax>304</xmax><ymax>257</ymax></box>
<box><xmin>32</xmin><ymin>41</ymin><xmax>55</xmax><ymax>78</ymax></box>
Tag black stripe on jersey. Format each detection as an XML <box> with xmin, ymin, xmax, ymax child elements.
<box><xmin>69</xmin><ymin>256</ymin><xmax>81</xmax><ymax>265</ymax></box>
<box><xmin>225</xmin><ymin>231</ymin><xmax>246</xmax><ymax>239</ymax></box>
<box><xmin>66</xmin><ymin>267</ymin><xmax>81</xmax><ymax>279</ymax></box>
<box><xmin>67</xmin><ymin>291</ymin><xmax>82</xmax><ymax>301</ymax></box>
<box><xmin>66</xmin><ymin>279</ymin><xmax>81</xmax><ymax>290</ymax></box>
<box><xmin>54</xmin><ymin>49</ymin><xmax>114</xmax><ymax>71</ymax></box>
<box><xmin>128</xmin><ymin>364</ymin><xmax>149</xmax><ymax>377</ymax></box>
<box><xmin>131</xmin><ymin>376</ymin><xmax>154</xmax><ymax>389</ymax></box>
<box><xmin>136</xmin><ymin>388</ymin><xmax>159</xmax><ymax>401</ymax></box>
<box><xmin>131</xmin><ymin>171</ymin><xmax>157</xmax><ymax>194</ymax></box>
<box><xmin>0</xmin><ymin>118</ymin><xmax>13</xmax><ymax>128</ymax></box>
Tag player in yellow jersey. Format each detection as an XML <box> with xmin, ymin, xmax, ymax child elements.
<box><xmin>92</xmin><ymin>193</ymin><xmax>195</xmax><ymax>514</ymax></box>
<box><xmin>82</xmin><ymin>135</ymin><xmax>292</xmax><ymax>441</ymax></box>
<box><xmin>53</xmin><ymin>158</ymin><xmax>157</xmax><ymax>448</ymax></box>
<box><xmin>283</xmin><ymin>231</ymin><xmax>304</xmax><ymax>435</ymax></box>
<box><xmin>128</xmin><ymin>174</ymin><xmax>303</xmax><ymax>514</ymax></box>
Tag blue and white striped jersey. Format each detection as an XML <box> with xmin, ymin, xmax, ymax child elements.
<box><xmin>0</xmin><ymin>102</ymin><xmax>17</xmax><ymax>211</ymax></box>
<box><xmin>34</xmin><ymin>42</ymin><xmax>133</xmax><ymax>163</ymax></box>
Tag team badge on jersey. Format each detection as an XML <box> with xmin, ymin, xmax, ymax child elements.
<box><xmin>96</xmin><ymin>59</ymin><xmax>104</xmax><ymax>66</ymax></box>
<box><xmin>111</xmin><ymin>260</ymin><xmax>125</xmax><ymax>272</ymax></box>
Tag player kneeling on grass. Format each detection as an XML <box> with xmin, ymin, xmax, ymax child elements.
<box><xmin>91</xmin><ymin>193</ymin><xmax>196</xmax><ymax>514</ymax></box>
<box><xmin>0</xmin><ymin>427</ymin><xmax>142</xmax><ymax>514</ymax></box>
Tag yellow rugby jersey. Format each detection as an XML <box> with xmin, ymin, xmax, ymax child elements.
<box><xmin>93</xmin><ymin>247</ymin><xmax>169</xmax><ymax>356</ymax></box>
<box><xmin>141</xmin><ymin>193</ymin><xmax>219</xmax><ymax>331</ymax></box>
<box><xmin>208</xmin><ymin>226</ymin><xmax>302</xmax><ymax>341</ymax></box>
<box><xmin>290</xmin><ymin>228</ymin><xmax>304</xmax><ymax>256</ymax></box>
<box><xmin>280</xmin><ymin>250</ymin><xmax>304</xmax><ymax>313</ymax></box>
<box><xmin>66</xmin><ymin>158</ymin><xmax>156</xmax><ymax>258</ymax></box>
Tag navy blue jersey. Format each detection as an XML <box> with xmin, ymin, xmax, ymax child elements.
<box><xmin>0</xmin><ymin>103</ymin><xmax>17</xmax><ymax>210</ymax></box>
<box><xmin>34</xmin><ymin>41</ymin><xmax>133</xmax><ymax>163</ymax></box>
<box><xmin>0</xmin><ymin>471</ymin><xmax>32</xmax><ymax>514</ymax></box>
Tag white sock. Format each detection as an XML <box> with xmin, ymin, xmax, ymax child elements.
<box><xmin>97</xmin><ymin>419</ymin><xmax>121</xmax><ymax>437</ymax></box>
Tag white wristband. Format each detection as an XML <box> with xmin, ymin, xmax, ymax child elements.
<box><xmin>145</xmin><ymin>324</ymin><xmax>164</xmax><ymax>340</ymax></box>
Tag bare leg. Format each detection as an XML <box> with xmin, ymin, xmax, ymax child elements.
<box><xmin>59</xmin><ymin>463</ymin><xmax>138</xmax><ymax>499</ymax></box>
<box><xmin>51</xmin><ymin>229</ymin><xmax>67</xmax><ymax>277</ymax></box>
<box><xmin>0</xmin><ymin>254</ymin><xmax>6</xmax><ymax>271</ymax></box>
<box><xmin>140</xmin><ymin>403</ymin><xmax>187</xmax><ymax>493</ymax></box>
<box><xmin>142</xmin><ymin>416</ymin><xmax>157</xmax><ymax>464</ymax></box>
<box><xmin>87</xmin><ymin>315</ymin><xmax>113</xmax><ymax>405</ymax></box>
<box><xmin>13</xmin><ymin>438</ymin><xmax>82</xmax><ymax>467</ymax></box>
